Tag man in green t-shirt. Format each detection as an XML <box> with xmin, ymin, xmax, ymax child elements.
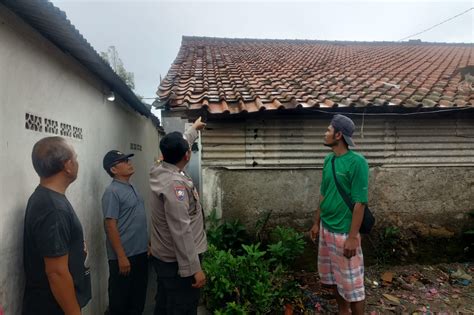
<box><xmin>309</xmin><ymin>114</ymin><xmax>369</xmax><ymax>315</ymax></box>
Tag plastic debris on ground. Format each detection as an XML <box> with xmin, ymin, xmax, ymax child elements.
<box><xmin>293</xmin><ymin>262</ymin><xmax>473</xmax><ymax>314</ymax></box>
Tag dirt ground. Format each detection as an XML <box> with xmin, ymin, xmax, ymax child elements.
<box><xmin>294</xmin><ymin>262</ymin><xmax>474</xmax><ymax>314</ymax></box>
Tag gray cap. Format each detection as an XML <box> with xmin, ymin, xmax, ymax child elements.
<box><xmin>330</xmin><ymin>114</ymin><xmax>355</xmax><ymax>147</ymax></box>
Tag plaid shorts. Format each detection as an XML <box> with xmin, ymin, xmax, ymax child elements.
<box><xmin>318</xmin><ymin>223</ymin><xmax>365</xmax><ymax>302</ymax></box>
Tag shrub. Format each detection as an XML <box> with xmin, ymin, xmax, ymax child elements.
<box><xmin>206</xmin><ymin>211</ymin><xmax>251</xmax><ymax>254</ymax></box>
<box><xmin>267</xmin><ymin>226</ymin><xmax>306</xmax><ymax>268</ymax></box>
<box><xmin>203</xmin><ymin>218</ymin><xmax>307</xmax><ymax>313</ymax></box>
<box><xmin>203</xmin><ymin>244</ymin><xmax>275</xmax><ymax>313</ymax></box>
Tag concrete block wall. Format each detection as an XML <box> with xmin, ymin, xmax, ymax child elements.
<box><xmin>202</xmin><ymin>167</ymin><xmax>474</xmax><ymax>235</ymax></box>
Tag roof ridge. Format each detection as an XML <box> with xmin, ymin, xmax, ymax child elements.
<box><xmin>181</xmin><ymin>35</ymin><xmax>474</xmax><ymax>46</ymax></box>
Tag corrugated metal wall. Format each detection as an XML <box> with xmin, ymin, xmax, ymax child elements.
<box><xmin>202</xmin><ymin>116</ymin><xmax>474</xmax><ymax>168</ymax></box>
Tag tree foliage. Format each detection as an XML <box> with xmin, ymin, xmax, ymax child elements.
<box><xmin>100</xmin><ymin>46</ymin><xmax>135</xmax><ymax>90</ymax></box>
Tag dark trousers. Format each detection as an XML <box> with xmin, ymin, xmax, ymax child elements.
<box><xmin>108</xmin><ymin>253</ymin><xmax>148</xmax><ymax>315</ymax></box>
<box><xmin>151</xmin><ymin>256</ymin><xmax>200</xmax><ymax>315</ymax></box>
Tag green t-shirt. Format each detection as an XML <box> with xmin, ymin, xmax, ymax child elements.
<box><xmin>319</xmin><ymin>150</ymin><xmax>369</xmax><ymax>233</ymax></box>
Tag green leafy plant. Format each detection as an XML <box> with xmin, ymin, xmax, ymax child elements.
<box><xmin>269</xmin><ymin>264</ymin><xmax>302</xmax><ymax>306</ymax></box>
<box><xmin>203</xmin><ymin>244</ymin><xmax>274</xmax><ymax>313</ymax></box>
<box><xmin>214</xmin><ymin>302</ymin><xmax>248</xmax><ymax>315</ymax></box>
<box><xmin>267</xmin><ymin>226</ymin><xmax>306</xmax><ymax>267</ymax></box>
<box><xmin>208</xmin><ymin>220</ymin><xmax>250</xmax><ymax>254</ymax></box>
<box><xmin>206</xmin><ymin>210</ymin><xmax>250</xmax><ymax>254</ymax></box>
<box><xmin>203</xmin><ymin>219</ymin><xmax>307</xmax><ymax>313</ymax></box>
<box><xmin>202</xmin><ymin>246</ymin><xmax>236</xmax><ymax>304</ymax></box>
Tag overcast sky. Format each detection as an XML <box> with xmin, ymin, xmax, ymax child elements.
<box><xmin>51</xmin><ymin>0</ymin><xmax>473</xmax><ymax>101</ymax></box>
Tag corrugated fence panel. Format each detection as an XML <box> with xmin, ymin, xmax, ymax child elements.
<box><xmin>202</xmin><ymin>117</ymin><xmax>474</xmax><ymax>168</ymax></box>
<box><xmin>202</xmin><ymin>122</ymin><xmax>247</xmax><ymax>166</ymax></box>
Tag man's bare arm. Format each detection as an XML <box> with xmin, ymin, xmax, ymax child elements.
<box><xmin>348</xmin><ymin>203</ymin><xmax>364</xmax><ymax>239</ymax></box>
<box><xmin>105</xmin><ymin>218</ymin><xmax>130</xmax><ymax>275</ymax></box>
<box><xmin>310</xmin><ymin>195</ymin><xmax>324</xmax><ymax>241</ymax></box>
<box><xmin>44</xmin><ymin>255</ymin><xmax>81</xmax><ymax>315</ymax></box>
<box><xmin>343</xmin><ymin>202</ymin><xmax>365</xmax><ymax>258</ymax></box>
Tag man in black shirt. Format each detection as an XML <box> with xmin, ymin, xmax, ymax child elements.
<box><xmin>23</xmin><ymin>136</ymin><xmax>91</xmax><ymax>315</ymax></box>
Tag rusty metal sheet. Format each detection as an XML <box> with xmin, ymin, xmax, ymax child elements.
<box><xmin>202</xmin><ymin>117</ymin><xmax>474</xmax><ymax>168</ymax></box>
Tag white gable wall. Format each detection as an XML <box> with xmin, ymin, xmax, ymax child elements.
<box><xmin>0</xmin><ymin>5</ymin><xmax>159</xmax><ymax>314</ymax></box>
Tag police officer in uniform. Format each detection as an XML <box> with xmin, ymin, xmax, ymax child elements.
<box><xmin>149</xmin><ymin>117</ymin><xmax>207</xmax><ymax>315</ymax></box>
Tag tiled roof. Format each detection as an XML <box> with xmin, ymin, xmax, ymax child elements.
<box><xmin>158</xmin><ymin>36</ymin><xmax>474</xmax><ymax>115</ymax></box>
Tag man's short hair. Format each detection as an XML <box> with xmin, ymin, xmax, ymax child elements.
<box><xmin>105</xmin><ymin>167</ymin><xmax>114</xmax><ymax>178</ymax></box>
<box><xmin>32</xmin><ymin>136</ymin><xmax>73</xmax><ymax>178</ymax></box>
<box><xmin>160</xmin><ymin>132</ymin><xmax>190</xmax><ymax>165</ymax></box>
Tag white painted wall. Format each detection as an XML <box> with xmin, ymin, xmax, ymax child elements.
<box><xmin>0</xmin><ymin>5</ymin><xmax>160</xmax><ymax>314</ymax></box>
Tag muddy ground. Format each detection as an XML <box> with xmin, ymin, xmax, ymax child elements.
<box><xmin>293</xmin><ymin>262</ymin><xmax>474</xmax><ymax>314</ymax></box>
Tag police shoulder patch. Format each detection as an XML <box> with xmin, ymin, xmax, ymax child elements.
<box><xmin>174</xmin><ymin>186</ymin><xmax>186</xmax><ymax>201</ymax></box>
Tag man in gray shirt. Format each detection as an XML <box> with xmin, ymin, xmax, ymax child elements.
<box><xmin>102</xmin><ymin>150</ymin><xmax>148</xmax><ymax>315</ymax></box>
<box><xmin>149</xmin><ymin>117</ymin><xmax>207</xmax><ymax>314</ymax></box>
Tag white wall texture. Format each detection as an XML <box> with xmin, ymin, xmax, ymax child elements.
<box><xmin>0</xmin><ymin>5</ymin><xmax>160</xmax><ymax>314</ymax></box>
